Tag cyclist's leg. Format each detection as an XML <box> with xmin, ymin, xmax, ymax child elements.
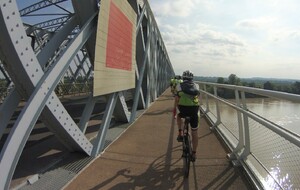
<box><xmin>176</xmin><ymin>115</ymin><xmax>183</xmax><ymax>141</ymax></box>
<box><xmin>171</xmin><ymin>86</ymin><xmax>176</xmax><ymax>96</ymax></box>
<box><xmin>177</xmin><ymin>106</ymin><xmax>188</xmax><ymax>142</ymax></box>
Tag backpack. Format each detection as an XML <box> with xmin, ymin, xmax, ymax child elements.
<box><xmin>180</xmin><ymin>81</ymin><xmax>199</xmax><ymax>96</ymax></box>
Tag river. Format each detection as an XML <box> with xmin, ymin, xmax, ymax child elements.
<box><xmin>242</xmin><ymin>98</ymin><xmax>300</xmax><ymax>136</ymax></box>
<box><xmin>207</xmin><ymin>97</ymin><xmax>300</xmax><ymax>188</ymax></box>
<box><xmin>207</xmin><ymin>97</ymin><xmax>300</xmax><ymax>135</ymax></box>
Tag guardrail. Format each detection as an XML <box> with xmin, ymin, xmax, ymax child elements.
<box><xmin>197</xmin><ymin>81</ymin><xmax>300</xmax><ymax>190</ymax></box>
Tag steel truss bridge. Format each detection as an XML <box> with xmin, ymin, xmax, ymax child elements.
<box><xmin>1</xmin><ymin>0</ymin><xmax>300</xmax><ymax>190</ymax></box>
<box><xmin>0</xmin><ymin>0</ymin><xmax>173</xmax><ymax>189</ymax></box>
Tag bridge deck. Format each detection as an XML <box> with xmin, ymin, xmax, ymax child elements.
<box><xmin>63</xmin><ymin>90</ymin><xmax>253</xmax><ymax>190</ymax></box>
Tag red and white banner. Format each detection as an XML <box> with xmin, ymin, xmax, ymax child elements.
<box><xmin>93</xmin><ymin>0</ymin><xmax>136</xmax><ymax>96</ymax></box>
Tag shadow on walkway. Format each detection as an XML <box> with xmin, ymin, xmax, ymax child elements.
<box><xmin>64</xmin><ymin>90</ymin><xmax>253</xmax><ymax>190</ymax></box>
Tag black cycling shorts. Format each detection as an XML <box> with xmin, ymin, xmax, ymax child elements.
<box><xmin>177</xmin><ymin>105</ymin><xmax>199</xmax><ymax>130</ymax></box>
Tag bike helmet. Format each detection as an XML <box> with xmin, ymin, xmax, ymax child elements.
<box><xmin>175</xmin><ymin>75</ymin><xmax>181</xmax><ymax>80</ymax></box>
<box><xmin>182</xmin><ymin>70</ymin><xmax>193</xmax><ymax>80</ymax></box>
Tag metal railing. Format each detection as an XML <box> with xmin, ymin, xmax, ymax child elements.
<box><xmin>197</xmin><ymin>81</ymin><xmax>300</xmax><ymax>190</ymax></box>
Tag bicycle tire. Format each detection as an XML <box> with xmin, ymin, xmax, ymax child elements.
<box><xmin>181</xmin><ymin>117</ymin><xmax>192</xmax><ymax>178</ymax></box>
<box><xmin>183</xmin><ymin>134</ymin><xmax>191</xmax><ymax>178</ymax></box>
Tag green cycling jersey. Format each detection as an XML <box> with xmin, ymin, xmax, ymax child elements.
<box><xmin>176</xmin><ymin>80</ymin><xmax>199</xmax><ymax>106</ymax></box>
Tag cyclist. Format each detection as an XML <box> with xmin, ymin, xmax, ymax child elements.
<box><xmin>174</xmin><ymin>70</ymin><xmax>200</xmax><ymax>162</ymax></box>
<box><xmin>170</xmin><ymin>75</ymin><xmax>182</xmax><ymax>96</ymax></box>
<box><xmin>170</xmin><ymin>77</ymin><xmax>176</xmax><ymax>94</ymax></box>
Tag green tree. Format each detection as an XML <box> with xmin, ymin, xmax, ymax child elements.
<box><xmin>292</xmin><ymin>81</ymin><xmax>300</xmax><ymax>94</ymax></box>
<box><xmin>263</xmin><ymin>81</ymin><xmax>273</xmax><ymax>90</ymax></box>
<box><xmin>248</xmin><ymin>82</ymin><xmax>256</xmax><ymax>88</ymax></box>
<box><xmin>228</xmin><ymin>74</ymin><xmax>240</xmax><ymax>85</ymax></box>
<box><xmin>217</xmin><ymin>77</ymin><xmax>225</xmax><ymax>84</ymax></box>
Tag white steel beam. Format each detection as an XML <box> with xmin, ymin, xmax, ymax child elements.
<box><xmin>0</xmin><ymin>1</ymin><xmax>174</xmax><ymax>189</ymax></box>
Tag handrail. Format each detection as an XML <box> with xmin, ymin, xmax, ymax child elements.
<box><xmin>200</xmin><ymin>89</ymin><xmax>300</xmax><ymax>146</ymax></box>
<box><xmin>197</xmin><ymin>81</ymin><xmax>300</xmax><ymax>190</ymax></box>
<box><xmin>197</xmin><ymin>81</ymin><xmax>300</xmax><ymax>103</ymax></box>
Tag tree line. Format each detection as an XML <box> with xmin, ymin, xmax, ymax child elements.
<box><xmin>195</xmin><ymin>74</ymin><xmax>300</xmax><ymax>99</ymax></box>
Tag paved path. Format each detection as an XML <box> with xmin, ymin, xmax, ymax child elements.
<box><xmin>63</xmin><ymin>90</ymin><xmax>253</xmax><ymax>190</ymax></box>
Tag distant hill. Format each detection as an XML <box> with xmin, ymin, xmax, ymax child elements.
<box><xmin>194</xmin><ymin>76</ymin><xmax>219</xmax><ymax>83</ymax></box>
<box><xmin>194</xmin><ymin>76</ymin><xmax>300</xmax><ymax>84</ymax></box>
<box><xmin>240</xmin><ymin>77</ymin><xmax>300</xmax><ymax>84</ymax></box>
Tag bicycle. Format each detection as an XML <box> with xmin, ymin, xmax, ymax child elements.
<box><xmin>181</xmin><ymin>116</ymin><xmax>193</xmax><ymax>178</ymax></box>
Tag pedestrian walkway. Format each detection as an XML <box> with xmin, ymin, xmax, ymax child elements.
<box><xmin>63</xmin><ymin>90</ymin><xmax>253</xmax><ymax>190</ymax></box>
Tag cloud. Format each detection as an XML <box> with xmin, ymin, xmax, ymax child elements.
<box><xmin>149</xmin><ymin>0</ymin><xmax>300</xmax><ymax>79</ymax></box>
<box><xmin>150</xmin><ymin>0</ymin><xmax>196</xmax><ymax>17</ymax></box>
<box><xmin>236</xmin><ymin>17</ymin><xmax>276</xmax><ymax>30</ymax></box>
<box><xmin>270</xmin><ymin>29</ymin><xmax>300</xmax><ymax>42</ymax></box>
<box><xmin>161</xmin><ymin>24</ymin><xmax>246</xmax><ymax>59</ymax></box>
<box><xmin>158</xmin><ymin>23</ymin><xmax>250</xmax><ymax>77</ymax></box>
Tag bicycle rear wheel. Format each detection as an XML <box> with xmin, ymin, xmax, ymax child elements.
<box><xmin>183</xmin><ymin>134</ymin><xmax>192</xmax><ymax>178</ymax></box>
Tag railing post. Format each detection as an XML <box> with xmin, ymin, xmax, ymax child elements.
<box><xmin>241</xmin><ymin>91</ymin><xmax>251</xmax><ymax>157</ymax></box>
<box><xmin>213</xmin><ymin>86</ymin><xmax>221</xmax><ymax>129</ymax></box>
<box><xmin>227</xmin><ymin>89</ymin><xmax>245</xmax><ymax>165</ymax></box>
<box><xmin>204</xmin><ymin>84</ymin><xmax>209</xmax><ymax>113</ymax></box>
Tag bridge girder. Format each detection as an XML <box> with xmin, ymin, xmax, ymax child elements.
<box><xmin>0</xmin><ymin>0</ymin><xmax>174</xmax><ymax>189</ymax></box>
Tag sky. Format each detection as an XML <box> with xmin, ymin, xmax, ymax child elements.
<box><xmin>148</xmin><ymin>0</ymin><xmax>300</xmax><ymax>80</ymax></box>
<box><xmin>12</xmin><ymin>0</ymin><xmax>300</xmax><ymax>80</ymax></box>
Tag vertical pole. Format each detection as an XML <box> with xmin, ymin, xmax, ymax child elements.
<box><xmin>130</xmin><ymin>13</ymin><xmax>152</xmax><ymax>123</ymax></box>
<box><xmin>213</xmin><ymin>86</ymin><xmax>221</xmax><ymax>127</ymax></box>
<box><xmin>241</xmin><ymin>91</ymin><xmax>250</xmax><ymax>157</ymax></box>
<box><xmin>204</xmin><ymin>85</ymin><xmax>209</xmax><ymax>113</ymax></box>
<box><xmin>228</xmin><ymin>89</ymin><xmax>245</xmax><ymax>161</ymax></box>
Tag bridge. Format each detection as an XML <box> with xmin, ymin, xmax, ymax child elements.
<box><xmin>0</xmin><ymin>0</ymin><xmax>300</xmax><ymax>189</ymax></box>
